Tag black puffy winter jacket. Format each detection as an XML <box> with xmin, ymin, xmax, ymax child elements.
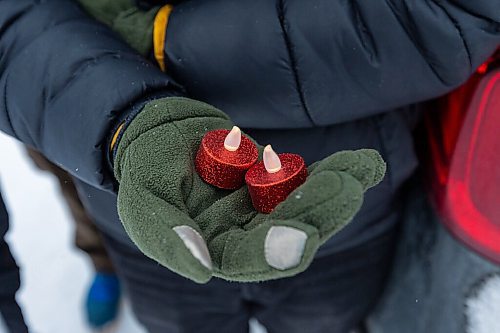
<box><xmin>1</xmin><ymin>0</ymin><xmax>499</xmax><ymax>253</ymax></box>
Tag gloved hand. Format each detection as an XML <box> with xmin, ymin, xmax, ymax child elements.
<box><xmin>114</xmin><ymin>97</ymin><xmax>386</xmax><ymax>283</ymax></box>
<box><xmin>78</xmin><ymin>0</ymin><xmax>157</xmax><ymax>55</ymax></box>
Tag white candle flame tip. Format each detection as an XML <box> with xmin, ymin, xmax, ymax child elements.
<box><xmin>224</xmin><ymin>126</ymin><xmax>241</xmax><ymax>151</ymax></box>
<box><xmin>263</xmin><ymin>145</ymin><xmax>282</xmax><ymax>173</ymax></box>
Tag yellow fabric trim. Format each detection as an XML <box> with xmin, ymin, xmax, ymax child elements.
<box><xmin>110</xmin><ymin>122</ymin><xmax>125</xmax><ymax>152</ymax></box>
<box><xmin>153</xmin><ymin>4</ymin><xmax>173</xmax><ymax>72</ymax></box>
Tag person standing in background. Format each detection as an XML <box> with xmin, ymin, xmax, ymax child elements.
<box><xmin>0</xmin><ymin>190</ymin><xmax>28</xmax><ymax>333</ymax></box>
<box><xmin>25</xmin><ymin>148</ymin><xmax>122</xmax><ymax>329</ymax></box>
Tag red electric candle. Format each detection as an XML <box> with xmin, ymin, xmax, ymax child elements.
<box><xmin>195</xmin><ymin>126</ymin><xmax>258</xmax><ymax>189</ymax></box>
<box><xmin>245</xmin><ymin>145</ymin><xmax>308</xmax><ymax>213</ymax></box>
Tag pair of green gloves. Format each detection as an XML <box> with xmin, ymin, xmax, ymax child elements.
<box><xmin>79</xmin><ymin>0</ymin><xmax>387</xmax><ymax>283</ymax></box>
<box><xmin>114</xmin><ymin>98</ymin><xmax>386</xmax><ymax>283</ymax></box>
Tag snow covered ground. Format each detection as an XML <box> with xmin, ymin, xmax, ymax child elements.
<box><xmin>0</xmin><ymin>133</ymin><xmax>146</xmax><ymax>332</ymax></box>
<box><xmin>0</xmin><ymin>133</ymin><xmax>266</xmax><ymax>333</ymax></box>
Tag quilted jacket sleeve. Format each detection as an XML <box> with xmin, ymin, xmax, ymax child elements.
<box><xmin>0</xmin><ymin>0</ymin><xmax>182</xmax><ymax>189</ymax></box>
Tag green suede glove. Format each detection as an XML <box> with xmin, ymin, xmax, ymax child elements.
<box><xmin>114</xmin><ymin>97</ymin><xmax>386</xmax><ymax>283</ymax></box>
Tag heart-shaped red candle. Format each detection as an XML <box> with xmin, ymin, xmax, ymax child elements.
<box><xmin>195</xmin><ymin>127</ymin><xmax>258</xmax><ymax>189</ymax></box>
<box><xmin>245</xmin><ymin>146</ymin><xmax>308</xmax><ymax>213</ymax></box>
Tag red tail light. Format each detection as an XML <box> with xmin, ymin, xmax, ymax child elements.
<box><xmin>424</xmin><ymin>55</ymin><xmax>500</xmax><ymax>264</ymax></box>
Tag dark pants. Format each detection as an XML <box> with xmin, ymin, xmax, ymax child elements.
<box><xmin>103</xmin><ymin>228</ymin><xmax>397</xmax><ymax>333</ymax></box>
<box><xmin>0</xmin><ymin>191</ymin><xmax>28</xmax><ymax>333</ymax></box>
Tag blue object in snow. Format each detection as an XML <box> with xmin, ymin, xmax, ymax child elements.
<box><xmin>85</xmin><ymin>273</ymin><xmax>121</xmax><ymax>328</ymax></box>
